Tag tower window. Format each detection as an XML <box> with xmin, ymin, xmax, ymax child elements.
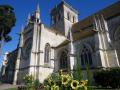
<box><xmin>67</xmin><ymin>12</ymin><xmax>70</xmax><ymax>20</ymax></box>
<box><xmin>73</xmin><ymin>16</ymin><xmax>76</xmax><ymax>23</ymax></box>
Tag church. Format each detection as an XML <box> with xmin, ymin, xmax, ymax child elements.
<box><xmin>1</xmin><ymin>1</ymin><xmax>120</xmax><ymax>84</ymax></box>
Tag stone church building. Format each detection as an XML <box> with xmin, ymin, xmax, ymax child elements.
<box><xmin>1</xmin><ymin>1</ymin><xmax>120</xmax><ymax>84</ymax></box>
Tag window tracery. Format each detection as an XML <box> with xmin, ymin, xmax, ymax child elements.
<box><xmin>80</xmin><ymin>45</ymin><xmax>93</xmax><ymax>66</ymax></box>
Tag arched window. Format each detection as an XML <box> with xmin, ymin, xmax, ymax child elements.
<box><xmin>80</xmin><ymin>46</ymin><xmax>92</xmax><ymax>66</ymax></box>
<box><xmin>60</xmin><ymin>51</ymin><xmax>68</xmax><ymax>70</ymax></box>
<box><xmin>44</xmin><ymin>43</ymin><xmax>51</xmax><ymax>63</ymax></box>
<box><xmin>22</xmin><ymin>38</ymin><xmax>32</xmax><ymax>60</ymax></box>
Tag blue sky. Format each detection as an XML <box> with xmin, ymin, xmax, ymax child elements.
<box><xmin>0</xmin><ymin>0</ymin><xmax>118</xmax><ymax>66</ymax></box>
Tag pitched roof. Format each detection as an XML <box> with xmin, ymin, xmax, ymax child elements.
<box><xmin>72</xmin><ymin>1</ymin><xmax>120</xmax><ymax>41</ymax></box>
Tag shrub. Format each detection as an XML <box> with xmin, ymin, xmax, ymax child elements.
<box><xmin>33</xmin><ymin>79</ymin><xmax>40</xmax><ymax>90</ymax></box>
<box><xmin>93</xmin><ymin>68</ymin><xmax>120</xmax><ymax>88</ymax></box>
<box><xmin>23</xmin><ymin>74</ymin><xmax>34</xmax><ymax>89</ymax></box>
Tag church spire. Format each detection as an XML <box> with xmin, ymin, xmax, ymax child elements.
<box><xmin>27</xmin><ymin>13</ymin><xmax>31</xmax><ymax>25</ymax></box>
<box><xmin>36</xmin><ymin>1</ymin><xmax>40</xmax><ymax>13</ymax></box>
<box><xmin>20</xmin><ymin>24</ymin><xmax>24</xmax><ymax>34</ymax></box>
<box><xmin>35</xmin><ymin>0</ymin><xmax>40</xmax><ymax>23</ymax></box>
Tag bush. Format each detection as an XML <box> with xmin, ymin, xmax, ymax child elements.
<box><xmin>33</xmin><ymin>79</ymin><xmax>40</xmax><ymax>90</ymax></box>
<box><xmin>93</xmin><ymin>68</ymin><xmax>120</xmax><ymax>88</ymax></box>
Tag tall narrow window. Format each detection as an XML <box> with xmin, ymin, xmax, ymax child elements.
<box><xmin>44</xmin><ymin>43</ymin><xmax>51</xmax><ymax>63</ymax></box>
<box><xmin>73</xmin><ymin>16</ymin><xmax>76</xmax><ymax>23</ymax></box>
<box><xmin>67</xmin><ymin>12</ymin><xmax>70</xmax><ymax>20</ymax></box>
<box><xmin>80</xmin><ymin>46</ymin><xmax>93</xmax><ymax>66</ymax></box>
<box><xmin>60</xmin><ymin>51</ymin><xmax>68</xmax><ymax>70</ymax></box>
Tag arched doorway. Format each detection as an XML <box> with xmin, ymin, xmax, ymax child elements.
<box><xmin>59</xmin><ymin>51</ymin><xmax>69</xmax><ymax>71</ymax></box>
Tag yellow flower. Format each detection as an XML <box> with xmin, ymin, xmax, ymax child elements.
<box><xmin>61</xmin><ymin>75</ymin><xmax>70</xmax><ymax>86</ymax></box>
<box><xmin>84</xmin><ymin>86</ymin><xmax>88</xmax><ymax>90</ymax></box>
<box><xmin>54</xmin><ymin>86</ymin><xmax>59</xmax><ymax>90</ymax></box>
<box><xmin>79</xmin><ymin>80</ymin><xmax>88</xmax><ymax>89</ymax></box>
<box><xmin>51</xmin><ymin>85</ymin><xmax>59</xmax><ymax>90</ymax></box>
<box><xmin>48</xmin><ymin>79</ymin><xmax>55</xmax><ymax>86</ymax></box>
<box><xmin>71</xmin><ymin>80</ymin><xmax>79</xmax><ymax>90</ymax></box>
<box><xmin>80</xmin><ymin>80</ymin><xmax>87</xmax><ymax>86</ymax></box>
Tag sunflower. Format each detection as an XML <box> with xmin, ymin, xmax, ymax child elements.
<box><xmin>61</xmin><ymin>75</ymin><xmax>70</xmax><ymax>86</ymax></box>
<box><xmin>51</xmin><ymin>85</ymin><xmax>59</xmax><ymax>90</ymax></box>
<box><xmin>80</xmin><ymin>80</ymin><xmax>86</xmax><ymax>85</ymax></box>
<box><xmin>48</xmin><ymin>79</ymin><xmax>55</xmax><ymax>86</ymax></box>
<box><xmin>71</xmin><ymin>80</ymin><xmax>79</xmax><ymax>90</ymax></box>
<box><xmin>79</xmin><ymin>80</ymin><xmax>88</xmax><ymax>89</ymax></box>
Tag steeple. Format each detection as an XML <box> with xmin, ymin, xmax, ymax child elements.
<box><xmin>19</xmin><ymin>24</ymin><xmax>24</xmax><ymax>48</ymax></box>
<box><xmin>36</xmin><ymin>1</ymin><xmax>40</xmax><ymax>13</ymax></box>
<box><xmin>35</xmin><ymin>0</ymin><xmax>40</xmax><ymax>23</ymax></box>
<box><xmin>21</xmin><ymin>24</ymin><xmax>24</xmax><ymax>33</ymax></box>
<box><xmin>27</xmin><ymin>13</ymin><xmax>31</xmax><ymax>25</ymax></box>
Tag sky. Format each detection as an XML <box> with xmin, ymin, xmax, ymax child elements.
<box><xmin>0</xmin><ymin>0</ymin><xmax>118</xmax><ymax>67</ymax></box>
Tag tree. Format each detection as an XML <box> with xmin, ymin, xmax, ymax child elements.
<box><xmin>0</xmin><ymin>5</ymin><xmax>16</xmax><ymax>55</ymax></box>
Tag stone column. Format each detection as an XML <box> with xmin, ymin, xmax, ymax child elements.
<box><xmin>69</xmin><ymin>29</ymin><xmax>75</xmax><ymax>70</ymax></box>
<box><xmin>29</xmin><ymin>23</ymin><xmax>41</xmax><ymax>80</ymax></box>
<box><xmin>29</xmin><ymin>23</ymin><xmax>38</xmax><ymax>79</ymax></box>
<box><xmin>13</xmin><ymin>26</ymin><xmax>24</xmax><ymax>85</ymax></box>
<box><xmin>93</xmin><ymin>15</ymin><xmax>108</xmax><ymax>68</ymax></box>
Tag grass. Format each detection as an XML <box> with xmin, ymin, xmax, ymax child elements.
<box><xmin>5</xmin><ymin>88</ymin><xmax>17</xmax><ymax>90</ymax></box>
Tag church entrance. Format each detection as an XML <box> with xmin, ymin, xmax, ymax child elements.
<box><xmin>59</xmin><ymin>51</ymin><xmax>69</xmax><ymax>71</ymax></box>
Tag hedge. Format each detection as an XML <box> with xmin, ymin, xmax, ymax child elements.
<box><xmin>93</xmin><ymin>68</ymin><xmax>120</xmax><ymax>88</ymax></box>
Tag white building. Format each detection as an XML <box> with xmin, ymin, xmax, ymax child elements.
<box><xmin>1</xmin><ymin>1</ymin><xmax>120</xmax><ymax>84</ymax></box>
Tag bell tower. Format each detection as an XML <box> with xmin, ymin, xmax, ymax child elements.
<box><xmin>50</xmin><ymin>1</ymin><xmax>78</xmax><ymax>37</ymax></box>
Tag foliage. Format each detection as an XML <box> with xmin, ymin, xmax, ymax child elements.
<box><xmin>33</xmin><ymin>79</ymin><xmax>40</xmax><ymax>90</ymax></box>
<box><xmin>73</xmin><ymin>52</ymin><xmax>83</xmax><ymax>81</ymax></box>
<box><xmin>0</xmin><ymin>5</ymin><xmax>16</xmax><ymax>38</ymax></box>
<box><xmin>93</xmin><ymin>68</ymin><xmax>120</xmax><ymax>88</ymax></box>
<box><xmin>86</xmin><ymin>65</ymin><xmax>92</xmax><ymax>90</ymax></box>
<box><xmin>5</xmin><ymin>88</ymin><xmax>17</xmax><ymax>90</ymax></box>
<box><xmin>4</xmin><ymin>35</ymin><xmax>12</xmax><ymax>42</ymax></box>
<box><xmin>23</xmin><ymin>74</ymin><xmax>34</xmax><ymax>90</ymax></box>
<box><xmin>0</xmin><ymin>5</ymin><xmax>16</xmax><ymax>56</ymax></box>
<box><xmin>44</xmin><ymin>70</ymin><xmax>88</xmax><ymax>90</ymax></box>
<box><xmin>23</xmin><ymin>74</ymin><xmax>44</xmax><ymax>90</ymax></box>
